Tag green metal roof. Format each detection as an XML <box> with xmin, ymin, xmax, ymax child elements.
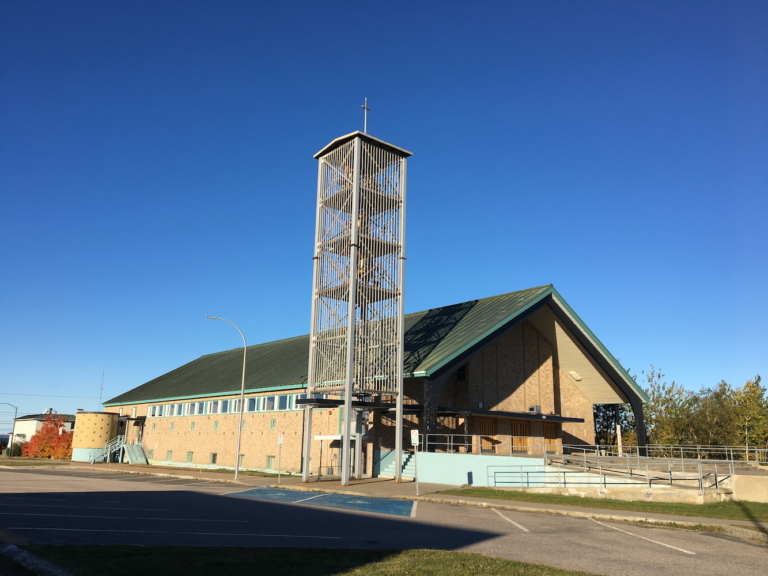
<box><xmin>105</xmin><ymin>284</ymin><xmax>645</xmax><ymax>406</ymax></box>
<box><xmin>16</xmin><ymin>414</ymin><xmax>76</xmax><ymax>422</ymax></box>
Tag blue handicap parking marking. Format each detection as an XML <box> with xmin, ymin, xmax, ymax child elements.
<box><xmin>227</xmin><ymin>488</ymin><xmax>413</xmax><ymax>517</ymax></box>
<box><xmin>228</xmin><ymin>487</ymin><xmax>319</xmax><ymax>504</ymax></box>
<box><xmin>299</xmin><ymin>493</ymin><xmax>413</xmax><ymax>517</ymax></box>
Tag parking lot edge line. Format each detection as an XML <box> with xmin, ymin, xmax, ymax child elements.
<box><xmin>589</xmin><ymin>518</ymin><xmax>695</xmax><ymax>555</ymax></box>
<box><xmin>410</xmin><ymin>501</ymin><xmax>417</xmax><ymax>518</ymax></box>
<box><xmin>491</xmin><ymin>508</ymin><xmax>529</xmax><ymax>532</ymax></box>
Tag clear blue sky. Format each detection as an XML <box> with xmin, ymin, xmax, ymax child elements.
<box><xmin>1</xmin><ymin>1</ymin><xmax>766</xmax><ymax>429</ymax></box>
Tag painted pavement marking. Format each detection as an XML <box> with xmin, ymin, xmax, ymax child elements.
<box><xmin>0</xmin><ymin>503</ymin><xmax>172</xmax><ymax>511</ymax></box>
<box><xmin>294</xmin><ymin>493</ymin><xmax>329</xmax><ymax>503</ymax></box>
<box><xmin>8</xmin><ymin>527</ymin><xmax>341</xmax><ymax>539</ymax></box>
<box><xmin>491</xmin><ymin>508</ymin><xmax>529</xmax><ymax>532</ymax></box>
<box><xmin>0</xmin><ymin>512</ymin><xmax>248</xmax><ymax>522</ymax></box>
<box><xmin>410</xmin><ymin>501</ymin><xmax>417</xmax><ymax>518</ymax></box>
<box><xmin>226</xmin><ymin>488</ymin><xmax>413</xmax><ymax>517</ymax></box>
<box><xmin>589</xmin><ymin>518</ymin><xmax>695</xmax><ymax>555</ymax></box>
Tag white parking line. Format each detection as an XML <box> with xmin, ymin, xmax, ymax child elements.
<box><xmin>492</xmin><ymin>508</ymin><xmax>529</xmax><ymax>532</ymax></box>
<box><xmin>9</xmin><ymin>527</ymin><xmax>341</xmax><ymax>539</ymax></box>
<box><xmin>224</xmin><ymin>488</ymin><xmax>266</xmax><ymax>496</ymax></box>
<box><xmin>589</xmin><ymin>519</ymin><xmax>695</xmax><ymax>555</ymax></box>
<box><xmin>0</xmin><ymin>512</ymin><xmax>248</xmax><ymax>522</ymax></box>
<box><xmin>0</xmin><ymin>498</ymin><xmax>69</xmax><ymax>502</ymax></box>
<box><xmin>0</xmin><ymin>503</ymin><xmax>171</xmax><ymax>511</ymax></box>
<box><xmin>410</xmin><ymin>501</ymin><xmax>418</xmax><ymax>518</ymax></box>
<box><xmin>294</xmin><ymin>494</ymin><xmax>329</xmax><ymax>503</ymax></box>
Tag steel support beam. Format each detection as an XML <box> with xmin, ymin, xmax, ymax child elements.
<box><xmin>341</xmin><ymin>137</ymin><xmax>362</xmax><ymax>486</ymax></box>
<box><xmin>423</xmin><ymin>372</ymin><xmax>450</xmax><ymax>452</ymax></box>
<box><xmin>354</xmin><ymin>409</ymin><xmax>363</xmax><ymax>479</ymax></box>
<box><xmin>301</xmin><ymin>155</ymin><xmax>325</xmax><ymax>482</ymax></box>
<box><xmin>394</xmin><ymin>156</ymin><xmax>407</xmax><ymax>482</ymax></box>
<box><xmin>629</xmin><ymin>395</ymin><xmax>648</xmax><ymax>456</ymax></box>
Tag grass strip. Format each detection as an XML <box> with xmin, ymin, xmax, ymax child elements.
<box><xmin>0</xmin><ymin>552</ymin><xmax>35</xmax><ymax>576</ymax></box>
<box><xmin>26</xmin><ymin>546</ymin><xmax>596</xmax><ymax>576</ymax></box>
<box><xmin>437</xmin><ymin>488</ymin><xmax>768</xmax><ymax>522</ymax></box>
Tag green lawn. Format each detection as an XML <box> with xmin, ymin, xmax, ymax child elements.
<box><xmin>437</xmin><ymin>488</ymin><xmax>768</xmax><ymax>522</ymax></box>
<box><xmin>26</xmin><ymin>546</ymin><xmax>596</xmax><ymax>576</ymax></box>
<box><xmin>0</xmin><ymin>553</ymin><xmax>35</xmax><ymax>575</ymax></box>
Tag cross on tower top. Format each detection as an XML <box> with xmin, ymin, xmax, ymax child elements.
<box><xmin>361</xmin><ymin>97</ymin><xmax>370</xmax><ymax>133</ymax></box>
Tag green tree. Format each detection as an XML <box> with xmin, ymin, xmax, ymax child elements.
<box><xmin>691</xmin><ymin>380</ymin><xmax>740</xmax><ymax>447</ymax></box>
<box><xmin>642</xmin><ymin>365</ymin><xmax>696</xmax><ymax>446</ymax></box>
<box><xmin>736</xmin><ymin>375</ymin><xmax>767</xmax><ymax>452</ymax></box>
<box><xmin>594</xmin><ymin>404</ymin><xmax>635</xmax><ymax>446</ymax></box>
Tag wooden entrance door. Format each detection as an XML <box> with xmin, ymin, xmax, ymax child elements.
<box><xmin>479</xmin><ymin>418</ymin><xmax>496</xmax><ymax>453</ymax></box>
<box><xmin>510</xmin><ymin>420</ymin><xmax>531</xmax><ymax>452</ymax></box>
<box><xmin>544</xmin><ymin>423</ymin><xmax>559</xmax><ymax>454</ymax></box>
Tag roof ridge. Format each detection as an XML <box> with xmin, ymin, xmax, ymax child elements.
<box><xmin>406</xmin><ymin>284</ymin><xmax>553</xmax><ymax>314</ymax></box>
<box><xmin>201</xmin><ymin>285</ymin><xmax>554</xmax><ymax>358</ymax></box>
<box><xmin>199</xmin><ymin>333</ymin><xmax>309</xmax><ymax>358</ymax></box>
<box><xmin>105</xmin><ymin>284</ymin><xmax>559</xmax><ymax>405</ymax></box>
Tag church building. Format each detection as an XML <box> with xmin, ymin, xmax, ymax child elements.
<box><xmin>103</xmin><ymin>284</ymin><xmax>648</xmax><ymax>477</ymax></box>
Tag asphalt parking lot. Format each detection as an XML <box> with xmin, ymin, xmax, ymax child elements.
<box><xmin>0</xmin><ymin>467</ymin><xmax>765</xmax><ymax>576</ymax></box>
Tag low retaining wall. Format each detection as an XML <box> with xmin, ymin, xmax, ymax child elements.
<box><xmin>732</xmin><ymin>475</ymin><xmax>768</xmax><ymax>503</ymax></box>
<box><xmin>71</xmin><ymin>447</ymin><xmax>102</xmax><ymax>462</ymax></box>
<box><xmin>416</xmin><ymin>452</ymin><xmax>544</xmax><ymax>486</ymax></box>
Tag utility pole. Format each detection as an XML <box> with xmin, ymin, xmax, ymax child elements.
<box><xmin>98</xmin><ymin>369</ymin><xmax>104</xmax><ymax>411</ymax></box>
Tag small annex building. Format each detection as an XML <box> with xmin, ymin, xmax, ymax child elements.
<box><xmin>12</xmin><ymin>411</ymin><xmax>75</xmax><ymax>447</ymax></box>
<box><xmin>102</xmin><ymin>284</ymin><xmax>647</xmax><ymax>478</ymax></box>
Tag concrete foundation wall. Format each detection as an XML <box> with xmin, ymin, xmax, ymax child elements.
<box><xmin>732</xmin><ymin>474</ymin><xmax>768</xmax><ymax>503</ymax></box>
<box><xmin>415</xmin><ymin>452</ymin><xmax>545</xmax><ymax>487</ymax></box>
<box><xmin>71</xmin><ymin>447</ymin><xmax>104</xmax><ymax>462</ymax></box>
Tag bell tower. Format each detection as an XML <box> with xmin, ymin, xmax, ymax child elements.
<box><xmin>300</xmin><ymin>129</ymin><xmax>411</xmax><ymax>485</ymax></box>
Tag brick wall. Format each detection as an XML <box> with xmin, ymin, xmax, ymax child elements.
<box><xmin>557</xmin><ymin>369</ymin><xmax>596</xmax><ymax>445</ymax></box>
<box><xmin>106</xmin><ymin>389</ymin><xmax>341</xmax><ymax>474</ymax></box>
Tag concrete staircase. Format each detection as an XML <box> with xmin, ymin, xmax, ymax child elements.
<box><xmin>124</xmin><ymin>444</ymin><xmax>148</xmax><ymax>465</ymax></box>
<box><xmin>381</xmin><ymin>453</ymin><xmax>416</xmax><ymax>478</ymax></box>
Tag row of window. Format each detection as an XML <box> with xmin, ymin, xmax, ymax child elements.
<box><xmin>151</xmin><ymin>418</ymin><xmax>277</xmax><ymax>432</ymax></box>
<box><xmin>147</xmin><ymin>450</ymin><xmax>277</xmax><ymax>470</ymax></box>
<box><xmin>147</xmin><ymin>393</ymin><xmax>323</xmax><ymax>418</ymax></box>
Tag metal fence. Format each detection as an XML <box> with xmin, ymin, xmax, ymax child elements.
<box><xmin>561</xmin><ymin>443</ymin><xmax>768</xmax><ymax>463</ymax></box>
<box><xmin>487</xmin><ymin>461</ymin><xmax>734</xmax><ymax>495</ymax></box>
<box><xmin>417</xmin><ymin>434</ymin><xmax>559</xmax><ymax>455</ymax></box>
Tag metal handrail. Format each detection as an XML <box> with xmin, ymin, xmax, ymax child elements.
<box><xmin>89</xmin><ymin>435</ymin><xmax>125</xmax><ymax>464</ymax></box>
<box><xmin>562</xmin><ymin>443</ymin><xmax>767</xmax><ymax>463</ymax></box>
<box><xmin>418</xmin><ymin>434</ymin><xmax>558</xmax><ymax>455</ymax></box>
<box><xmin>487</xmin><ymin>462</ymin><xmax>730</xmax><ymax>495</ymax></box>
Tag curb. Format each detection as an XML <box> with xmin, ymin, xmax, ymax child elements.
<box><xmin>67</xmin><ymin>465</ymin><xmax>249</xmax><ymax>485</ymax></box>
<box><xmin>268</xmin><ymin>485</ymin><xmax>768</xmax><ymax>544</ymax></box>
<box><xmin>1</xmin><ymin>544</ymin><xmax>72</xmax><ymax>576</ymax></box>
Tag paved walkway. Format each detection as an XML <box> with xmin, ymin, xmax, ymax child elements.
<box><xmin>52</xmin><ymin>462</ymin><xmax>768</xmax><ymax>531</ymax></box>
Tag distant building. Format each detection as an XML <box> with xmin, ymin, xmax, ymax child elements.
<box><xmin>12</xmin><ymin>411</ymin><xmax>75</xmax><ymax>445</ymax></box>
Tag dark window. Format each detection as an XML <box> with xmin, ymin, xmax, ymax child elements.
<box><xmin>457</xmin><ymin>364</ymin><xmax>467</xmax><ymax>381</ymax></box>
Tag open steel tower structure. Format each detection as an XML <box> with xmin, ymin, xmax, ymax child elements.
<box><xmin>301</xmin><ymin>131</ymin><xmax>411</xmax><ymax>485</ymax></box>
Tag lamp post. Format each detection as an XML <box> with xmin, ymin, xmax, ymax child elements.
<box><xmin>0</xmin><ymin>403</ymin><xmax>18</xmax><ymax>457</ymax></box>
<box><xmin>206</xmin><ymin>316</ymin><xmax>247</xmax><ymax>480</ymax></box>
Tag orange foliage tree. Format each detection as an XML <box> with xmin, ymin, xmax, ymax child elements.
<box><xmin>21</xmin><ymin>414</ymin><xmax>73</xmax><ymax>459</ymax></box>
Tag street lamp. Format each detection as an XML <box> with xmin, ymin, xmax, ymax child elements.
<box><xmin>0</xmin><ymin>403</ymin><xmax>18</xmax><ymax>457</ymax></box>
<box><xmin>206</xmin><ymin>316</ymin><xmax>247</xmax><ymax>480</ymax></box>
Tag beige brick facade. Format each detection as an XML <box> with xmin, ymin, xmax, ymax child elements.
<box><xmin>107</xmin><ymin>390</ymin><xmax>344</xmax><ymax>474</ymax></box>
